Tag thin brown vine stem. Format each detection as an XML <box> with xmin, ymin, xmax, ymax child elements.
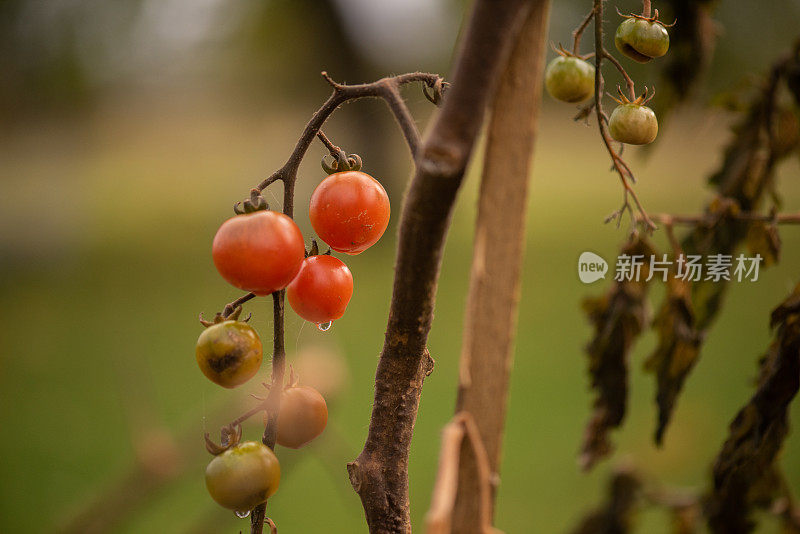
<box><xmin>255</xmin><ymin>71</ymin><xmax>441</xmax><ymax>191</ymax></box>
<box><xmin>641</xmin><ymin>211</ymin><xmax>800</xmax><ymax>226</ymax></box>
<box><xmin>316</xmin><ymin>130</ymin><xmax>338</xmax><ymax>155</ymax></box>
<box><xmin>572</xmin><ymin>6</ymin><xmax>597</xmax><ymax>55</ymax></box>
<box><xmin>642</xmin><ymin>0</ymin><xmax>652</xmax><ymax>18</ymax></box>
<box><xmin>222</xmin><ymin>292</ymin><xmax>256</xmax><ymax>317</ymax></box>
<box><xmin>248</xmin><ymin>290</ymin><xmax>285</xmax><ymax>534</ymax></box>
<box><xmin>602</xmin><ymin>50</ymin><xmax>636</xmax><ymax>101</ymax></box>
<box><xmin>380</xmin><ymin>81</ymin><xmax>422</xmax><ymax>157</ymax></box>
<box><xmin>593</xmin><ymin>0</ymin><xmax>656</xmax><ymax>232</ymax></box>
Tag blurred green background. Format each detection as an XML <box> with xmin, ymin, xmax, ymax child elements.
<box><xmin>1</xmin><ymin>0</ymin><xmax>799</xmax><ymax>532</ymax></box>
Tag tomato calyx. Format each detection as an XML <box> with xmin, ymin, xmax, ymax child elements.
<box><xmin>550</xmin><ymin>41</ymin><xmax>595</xmax><ymax>62</ymax></box>
<box><xmin>615</xmin><ymin>6</ymin><xmax>676</xmax><ymax>27</ymax></box>
<box><xmin>304</xmin><ymin>238</ymin><xmax>332</xmax><ymax>258</ymax></box>
<box><xmin>610</xmin><ymin>85</ymin><xmax>655</xmax><ymax>107</ymax></box>
<box><xmin>321</xmin><ymin>148</ymin><xmax>363</xmax><ymax>175</ymax></box>
<box><xmin>205</xmin><ymin>423</ymin><xmax>243</xmax><ymax>456</ymax></box>
<box><xmin>199</xmin><ymin>305</ymin><xmax>251</xmax><ymax>328</ymax></box>
<box><xmin>422</xmin><ymin>77</ymin><xmax>449</xmax><ymax>106</ymax></box>
<box><xmin>284</xmin><ymin>365</ymin><xmax>301</xmax><ymax>390</ymax></box>
<box><xmin>233</xmin><ymin>188</ymin><xmax>269</xmax><ymax>215</ymax></box>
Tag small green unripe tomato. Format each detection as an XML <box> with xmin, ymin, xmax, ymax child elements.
<box><xmin>196</xmin><ymin>320</ymin><xmax>262</xmax><ymax>388</ymax></box>
<box><xmin>544</xmin><ymin>55</ymin><xmax>595</xmax><ymax>103</ymax></box>
<box><xmin>609</xmin><ymin>103</ymin><xmax>658</xmax><ymax>145</ymax></box>
<box><xmin>615</xmin><ymin>17</ymin><xmax>669</xmax><ymax>63</ymax></box>
<box><xmin>205</xmin><ymin>441</ymin><xmax>281</xmax><ymax>512</ymax></box>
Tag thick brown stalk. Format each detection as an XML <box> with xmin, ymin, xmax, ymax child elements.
<box><xmin>448</xmin><ymin>1</ymin><xmax>551</xmax><ymax>531</ymax></box>
<box><xmin>346</xmin><ymin>0</ymin><xmax>534</xmax><ymax>531</ymax></box>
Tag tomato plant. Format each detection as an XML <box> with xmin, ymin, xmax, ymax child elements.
<box><xmin>212</xmin><ymin>210</ymin><xmax>305</xmax><ymax>295</ymax></box>
<box><xmin>287</xmin><ymin>254</ymin><xmax>353</xmax><ymax>324</ymax></box>
<box><xmin>205</xmin><ymin>441</ymin><xmax>281</xmax><ymax>512</ymax></box>
<box><xmin>309</xmin><ymin>171</ymin><xmax>390</xmax><ymax>255</ymax></box>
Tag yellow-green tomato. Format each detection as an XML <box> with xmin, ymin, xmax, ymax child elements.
<box><xmin>196</xmin><ymin>320</ymin><xmax>262</xmax><ymax>388</ymax></box>
<box><xmin>544</xmin><ymin>56</ymin><xmax>595</xmax><ymax>103</ymax></box>
<box><xmin>205</xmin><ymin>441</ymin><xmax>281</xmax><ymax>512</ymax></box>
<box><xmin>614</xmin><ymin>18</ymin><xmax>669</xmax><ymax>63</ymax></box>
<box><xmin>609</xmin><ymin>104</ymin><xmax>658</xmax><ymax>145</ymax></box>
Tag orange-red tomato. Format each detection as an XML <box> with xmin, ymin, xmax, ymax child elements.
<box><xmin>212</xmin><ymin>211</ymin><xmax>305</xmax><ymax>295</ymax></box>
<box><xmin>287</xmin><ymin>255</ymin><xmax>353</xmax><ymax>324</ymax></box>
<box><xmin>276</xmin><ymin>386</ymin><xmax>328</xmax><ymax>449</ymax></box>
<box><xmin>309</xmin><ymin>171</ymin><xmax>390</xmax><ymax>254</ymax></box>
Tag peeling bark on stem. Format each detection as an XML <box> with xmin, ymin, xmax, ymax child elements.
<box><xmin>347</xmin><ymin>0</ymin><xmax>533</xmax><ymax>531</ymax></box>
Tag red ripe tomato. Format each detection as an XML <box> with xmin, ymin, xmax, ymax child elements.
<box><xmin>212</xmin><ymin>211</ymin><xmax>305</xmax><ymax>295</ymax></box>
<box><xmin>309</xmin><ymin>171</ymin><xmax>390</xmax><ymax>254</ymax></box>
<box><xmin>287</xmin><ymin>255</ymin><xmax>353</xmax><ymax>324</ymax></box>
<box><xmin>276</xmin><ymin>386</ymin><xmax>328</xmax><ymax>449</ymax></box>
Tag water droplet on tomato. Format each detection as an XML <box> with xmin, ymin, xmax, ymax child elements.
<box><xmin>235</xmin><ymin>510</ymin><xmax>251</xmax><ymax>519</ymax></box>
<box><xmin>317</xmin><ymin>321</ymin><xmax>332</xmax><ymax>332</ymax></box>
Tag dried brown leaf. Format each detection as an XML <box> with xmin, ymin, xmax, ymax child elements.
<box><xmin>705</xmin><ymin>284</ymin><xmax>800</xmax><ymax>533</ymax></box>
<box><xmin>579</xmin><ymin>237</ymin><xmax>655</xmax><ymax>470</ymax></box>
<box><xmin>644</xmin><ymin>48</ymin><xmax>800</xmax><ymax>443</ymax></box>
<box><xmin>747</xmin><ymin>221</ymin><xmax>781</xmax><ymax>267</ymax></box>
<box><xmin>645</xmin><ymin>275</ymin><xmax>704</xmax><ymax>445</ymax></box>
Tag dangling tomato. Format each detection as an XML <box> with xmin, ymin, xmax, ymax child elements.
<box><xmin>287</xmin><ymin>255</ymin><xmax>353</xmax><ymax>324</ymax></box>
<box><xmin>212</xmin><ymin>210</ymin><xmax>305</xmax><ymax>295</ymax></box>
<box><xmin>309</xmin><ymin>171</ymin><xmax>390</xmax><ymax>254</ymax></box>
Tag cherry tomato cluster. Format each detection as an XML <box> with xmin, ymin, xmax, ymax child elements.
<box><xmin>544</xmin><ymin>7</ymin><xmax>671</xmax><ymax>146</ymax></box>
<box><xmin>197</xmin><ymin>162</ymin><xmax>389</xmax><ymax>515</ymax></box>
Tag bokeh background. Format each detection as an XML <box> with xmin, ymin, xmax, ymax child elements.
<box><xmin>1</xmin><ymin>0</ymin><xmax>799</xmax><ymax>532</ymax></box>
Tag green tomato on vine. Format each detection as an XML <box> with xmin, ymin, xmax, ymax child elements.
<box><xmin>545</xmin><ymin>52</ymin><xmax>595</xmax><ymax>103</ymax></box>
<box><xmin>614</xmin><ymin>14</ymin><xmax>670</xmax><ymax>63</ymax></box>
<box><xmin>205</xmin><ymin>441</ymin><xmax>281</xmax><ymax>513</ymax></box>
<box><xmin>608</xmin><ymin>88</ymin><xmax>659</xmax><ymax>145</ymax></box>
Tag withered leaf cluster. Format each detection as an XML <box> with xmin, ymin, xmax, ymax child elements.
<box><xmin>581</xmin><ymin>44</ymin><xmax>800</xmax><ymax>466</ymax></box>
<box><xmin>705</xmin><ymin>284</ymin><xmax>800</xmax><ymax>533</ymax></box>
<box><xmin>645</xmin><ymin>274</ymin><xmax>703</xmax><ymax>445</ymax></box>
<box><xmin>580</xmin><ymin>237</ymin><xmax>655</xmax><ymax>470</ymax></box>
<box><xmin>647</xmin><ymin>45</ymin><xmax>800</xmax><ymax>445</ymax></box>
